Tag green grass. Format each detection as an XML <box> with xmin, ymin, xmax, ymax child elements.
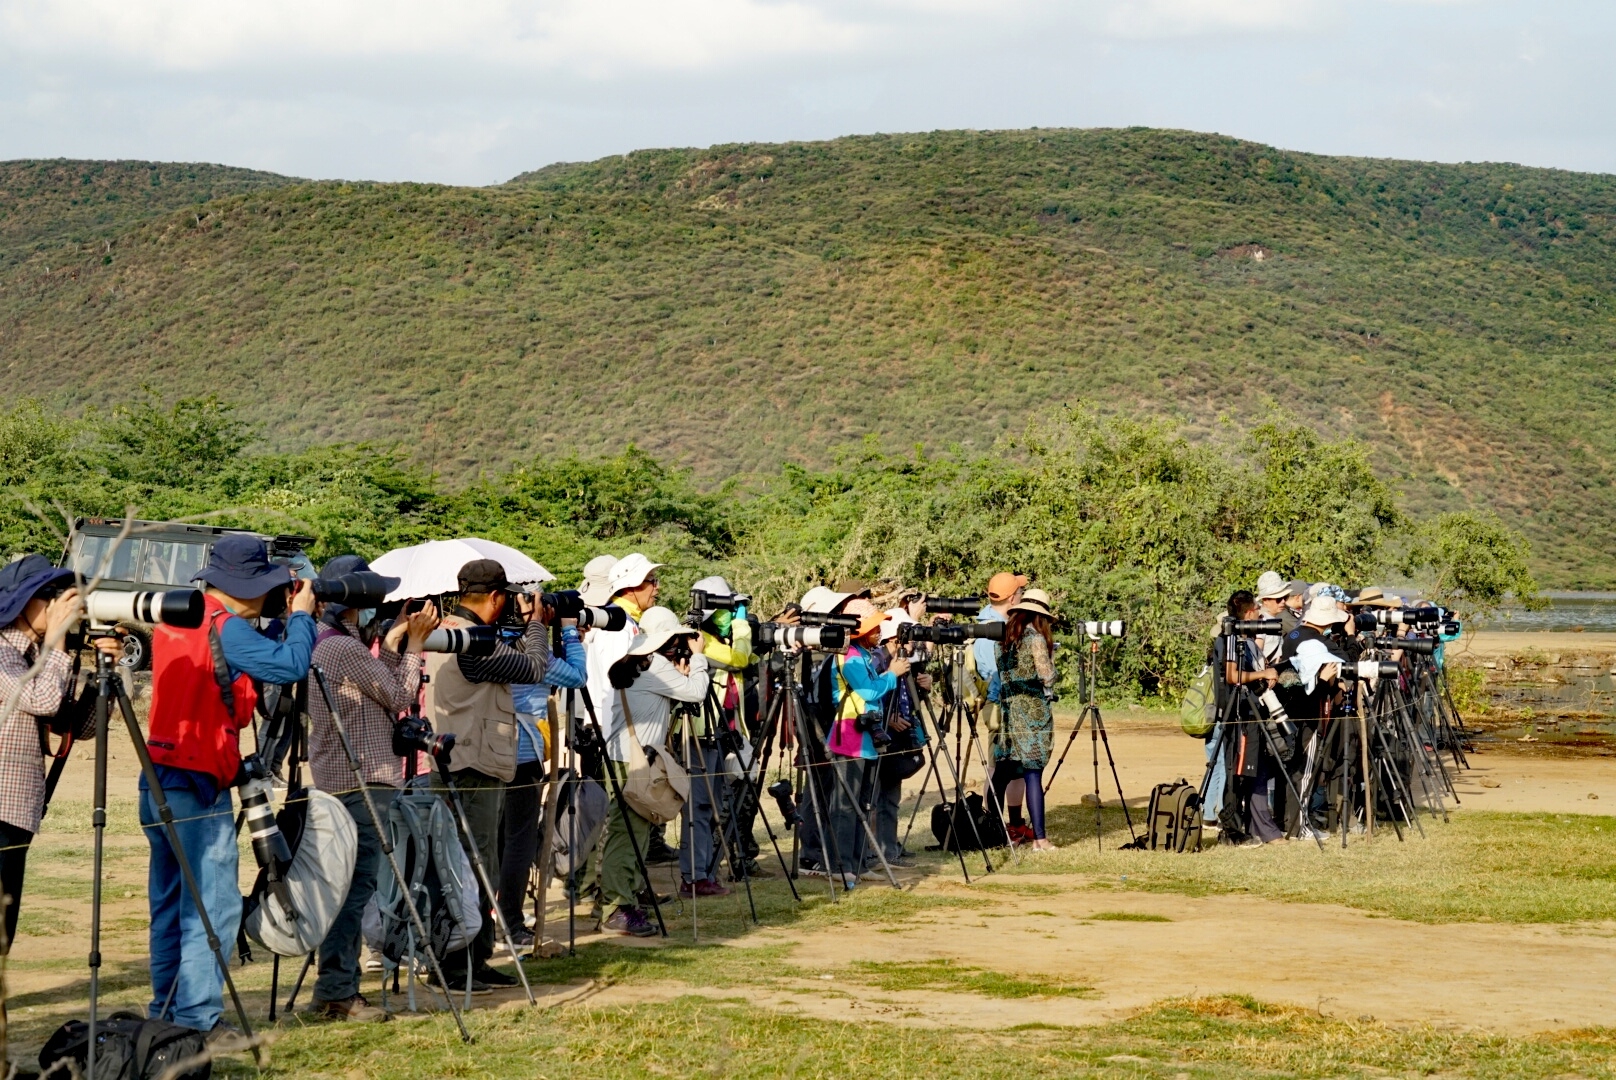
<box><xmin>1086</xmin><ymin>912</ymin><xmax>1172</xmax><ymax>923</ymax></box>
<box><xmin>3</xmin><ymin>128</ymin><xmax>1616</xmax><ymax>584</ymax></box>
<box><xmin>195</xmin><ymin>995</ymin><xmax>1616</xmax><ymax>1079</ymax></box>
<box><xmin>839</xmin><ymin>959</ymin><xmax>1093</xmax><ymax>999</ymax></box>
<box><xmin>1026</xmin><ymin>804</ymin><xmax>1616</xmax><ymax>923</ymax></box>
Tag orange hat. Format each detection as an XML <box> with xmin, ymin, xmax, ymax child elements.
<box><xmin>986</xmin><ymin>572</ymin><xmax>1028</xmax><ymax>602</ymax></box>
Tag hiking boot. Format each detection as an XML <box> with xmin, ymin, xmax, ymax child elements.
<box><xmin>205</xmin><ymin>1020</ymin><xmax>253</xmax><ymax>1053</ymax></box>
<box><xmin>636</xmin><ymin>887</ymin><xmax>672</xmax><ymax>907</ymax></box>
<box><xmin>474</xmin><ymin>964</ymin><xmax>520</xmax><ymax>988</ymax></box>
<box><xmin>312</xmin><ymin>994</ymin><xmax>388</xmax><ymax>1023</ymax></box>
<box><xmin>606</xmin><ymin>905</ymin><xmax>657</xmax><ymax>937</ymax></box>
<box><xmin>645</xmin><ymin>835</ymin><xmax>678</xmax><ymax>865</ymax></box>
<box><xmin>679</xmin><ymin>879</ymin><xmax>731</xmax><ymax>898</ymax></box>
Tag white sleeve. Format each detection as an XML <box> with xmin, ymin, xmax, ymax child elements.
<box><xmin>637</xmin><ymin>654</ymin><xmax>711</xmax><ymax>703</ymax></box>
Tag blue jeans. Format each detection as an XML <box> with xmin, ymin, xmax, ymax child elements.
<box><xmin>315</xmin><ymin>787</ymin><xmax>394</xmax><ymax>1003</ymax></box>
<box><xmin>679</xmin><ymin>744</ymin><xmax>723</xmax><ymax>884</ymax></box>
<box><xmin>141</xmin><ymin>774</ymin><xmax>239</xmax><ymax>1031</ymax></box>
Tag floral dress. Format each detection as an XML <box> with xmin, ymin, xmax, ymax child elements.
<box><xmin>996</xmin><ymin>632</ymin><xmax>1056</xmax><ymax>770</ymax></box>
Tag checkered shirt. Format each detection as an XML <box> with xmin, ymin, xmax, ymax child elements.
<box><xmin>0</xmin><ymin>626</ymin><xmax>72</xmax><ymax>834</ymax></box>
<box><xmin>306</xmin><ymin>632</ymin><xmax>422</xmax><ymax>794</ymax></box>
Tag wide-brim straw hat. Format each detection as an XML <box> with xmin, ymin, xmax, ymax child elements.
<box><xmin>1348</xmin><ymin>586</ymin><xmax>1403</xmax><ymax>609</ymax></box>
<box><xmin>626</xmin><ymin>606</ymin><xmax>698</xmax><ymax>656</ymax></box>
<box><xmin>1007</xmin><ymin>588</ymin><xmax>1055</xmax><ymax>619</ymax></box>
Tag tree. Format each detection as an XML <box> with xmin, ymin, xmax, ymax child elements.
<box><xmin>1401</xmin><ymin>511</ymin><xmax>1541</xmax><ymax>620</ymax></box>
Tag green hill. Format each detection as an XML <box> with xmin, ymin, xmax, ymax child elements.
<box><xmin>0</xmin><ymin>129</ymin><xmax>1612</xmax><ymax>585</ymax></box>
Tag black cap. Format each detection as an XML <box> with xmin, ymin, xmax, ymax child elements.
<box><xmin>457</xmin><ymin>559</ymin><xmax>510</xmax><ymax>594</ymax></box>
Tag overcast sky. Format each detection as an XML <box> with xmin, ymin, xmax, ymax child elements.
<box><xmin>1</xmin><ymin>0</ymin><xmax>1609</xmax><ymax>186</ymax></box>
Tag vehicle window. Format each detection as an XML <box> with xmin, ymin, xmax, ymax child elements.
<box><xmin>72</xmin><ymin>533</ymin><xmax>140</xmax><ymax>582</ymax></box>
<box><xmin>141</xmin><ymin>540</ymin><xmax>207</xmax><ymax>587</ymax></box>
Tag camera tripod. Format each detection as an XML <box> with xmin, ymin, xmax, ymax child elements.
<box><xmin>673</xmin><ymin>689</ymin><xmax>756</xmax><ymax>937</ymax></box>
<box><xmin>575</xmin><ymin>687</ymin><xmax>670</xmax><ymax>936</ymax></box>
<box><xmin>897</xmin><ymin>647</ymin><xmax>1006</xmax><ymax>877</ymax></box>
<box><xmin>83</xmin><ymin>643</ymin><xmax>261</xmax><ymax>1073</ymax></box>
<box><xmin>1043</xmin><ymin>636</ymin><xmax>1137</xmax><ymax>851</ymax></box>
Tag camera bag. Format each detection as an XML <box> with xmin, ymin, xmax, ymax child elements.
<box><xmin>929</xmin><ymin>791</ymin><xmax>1008</xmax><ymax>851</ymax></box>
<box><xmin>1141</xmin><ymin>779</ymin><xmax>1202</xmax><ymax>852</ymax></box>
<box><xmin>242</xmin><ymin>786</ymin><xmax>358</xmax><ymax>957</ymax></box>
<box><xmin>39</xmin><ymin>1010</ymin><xmax>210</xmax><ymax>1080</ymax></box>
<box><xmin>619</xmin><ymin>691</ymin><xmax>689</xmax><ymax>825</ymax></box>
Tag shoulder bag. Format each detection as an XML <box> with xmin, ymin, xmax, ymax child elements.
<box><xmin>618</xmin><ymin>690</ymin><xmax>690</xmax><ymax>825</ymax></box>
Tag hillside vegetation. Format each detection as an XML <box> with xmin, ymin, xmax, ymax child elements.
<box><xmin>0</xmin><ymin>130</ymin><xmax>1611</xmax><ymax>584</ymax></box>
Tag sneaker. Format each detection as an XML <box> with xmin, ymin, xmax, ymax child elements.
<box><xmin>424</xmin><ymin>971</ymin><xmax>492</xmax><ymax>996</ymax></box>
<box><xmin>694</xmin><ymin>878</ymin><xmax>730</xmax><ymax>897</ymax></box>
<box><xmin>606</xmin><ymin>905</ymin><xmax>658</xmax><ymax>938</ymax></box>
<box><xmin>312</xmin><ymin>994</ymin><xmax>388</xmax><ymax>1023</ymax></box>
<box><xmin>473</xmin><ymin>965</ymin><xmax>520</xmax><ymax>988</ymax></box>
<box><xmin>860</xmin><ymin>866</ymin><xmax>891</xmax><ymax>882</ymax></box>
<box><xmin>798</xmin><ymin>859</ymin><xmax>828</xmax><ymax>878</ymax></box>
<box><xmin>364</xmin><ymin>949</ymin><xmax>384</xmax><ymax>974</ymax></box>
<box><xmin>839</xmin><ymin>873</ymin><xmax>860</xmax><ymax>890</ymax></box>
<box><xmin>1007</xmin><ymin>824</ymin><xmax>1036</xmax><ymax>845</ymax></box>
<box><xmin>498</xmin><ymin>927</ymin><xmax>536</xmax><ymax>954</ymax></box>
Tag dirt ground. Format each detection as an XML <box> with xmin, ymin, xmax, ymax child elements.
<box><xmin>15</xmin><ymin>703</ymin><xmax>1616</xmax><ymax>1041</ymax></box>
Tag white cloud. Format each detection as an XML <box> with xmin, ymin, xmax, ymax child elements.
<box><xmin>1101</xmin><ymin>0</ymin><xmax>1325</xmax><ymax>38</ymax></box>
<box><xmin>0</xmin><ymin>0</ymin><xmax>870</xmax><ymax>76</ymax></box>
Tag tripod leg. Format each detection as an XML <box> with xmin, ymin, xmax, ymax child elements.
<box><xmin>309</xmin><ymin>668</ymin><xmax>471</xmax><ymax>1041</ymax></box>
<box><xmin>86</xmin><ymin>658</ymin><xmax>112</xmax><ymax>1079</ymax></box>
<box><xmin>435</xmin><ymin>768</ymin><xmax>537</xmax><ymax>1005</ymax></box>
<box><xmin>579</xmin><ymin>690</ymin><xmax>669</xmax><ymax>935</ymax></box>
<box><xmin>963</xmin><ymin>713</ymin><xmax>1019</xmax><ymax>864</ymax></box>
<box><xmin>1092</xmin><ymin>711</ymin><xmax>1137</xmax><ymax>842</ymax></box>
<box><xmin>788</xmin><ymin>691</ymin><xmax>843</xmax><ymax>899</ymax></box>
<box><xmin>919</xmin><ymin>694</ymin><xmax>991</xmax><ymax>874</ymax></box>
<box><xmin>1041</xmin><ymin>711</ymin><xmax>1086</xmax><ymax>795</ymax></box>
<box><xmin>1239</xmin><ymin>689</ymin><xmax>1324</xmax><ymax>853</ymax></box>
<box><xmin>112</xmin><ymin>679</ymin><xmax>260</xmax><ymax>1061</ymax></box>
<box><xmin>283</xmin><ymin>951</ymin><xmax>316</xmax><ymax>1015</ymax></box>
<box><xmin>829</xmin><ymin>758</ymin><xmax>899</xmax><ymax>888</ymax></box>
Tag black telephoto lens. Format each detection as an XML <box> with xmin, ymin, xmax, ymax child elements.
<box><xmin>311</xmin><ymin>571</ymin><xmax>394</xmax><ymax>608</ymax></box>
<box><xmin>767</xmin><ymin>778</ymin><xmax>801</xmax><ymax>829</ymax></box>
<box><xmin>925</xmin><ymin>595</ymin><xmax>983</xmax><ymax>616</ymax></box>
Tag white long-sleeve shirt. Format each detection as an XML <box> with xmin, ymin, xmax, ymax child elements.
<box><xmin>607</xmin><ymin>653</ymin><xmax>710</xmax><ymax>763</ymax></box>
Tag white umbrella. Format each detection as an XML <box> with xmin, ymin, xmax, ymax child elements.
<box><xmin>371</xmin><ymin>538</ymin><xmax>554</xmax><ymax>601</ymax></box>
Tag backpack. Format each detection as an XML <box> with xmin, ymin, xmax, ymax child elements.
<box><xmin>1138</xmin><ymin>779</ymin><xmax>1202</xmax><ymax>852</ymax></box>
<box><xmin>39</xmin><ymin>1011</ymin><xmax>210</xmax><ymax>1080</ymax></box>
<box><xmin>363</xmin><ymin>786</ymin><xmax>480</xmax><ymax>967</ymax></box>
<box><xmin>1180</xmin><ymin>665</ymin><xmax>1216</xmax><ymax>737</ymax></box>
<box><xmin>242</xmin><ymin>787</ymin><xmax>358</xmax><ymax>957</ymax></box>
<box><xmin>929</xmin><ymin>792</ymin><xmax>1008</xmax><ymax>852</ymax></box>
<box><xmin>541</xmin><ymin>769</ymin><xmax>608</xmax><ymax>879</ymax></box>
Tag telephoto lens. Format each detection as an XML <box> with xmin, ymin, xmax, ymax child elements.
<box><xmin>575</xmin><ymin>605</ymin><xmax>628</xmax><ymax>631</ymax></box>
<box><xmin>767</xmin><ymin>778</ymin><xmax>801</xmax><ymax>829</ymax></box>
<box><xmin>1225</xmin><ymin>617</ymin><xmax>1282</xmax><ymax>636</ymax></box>
<box><xmin>84</xmin><ymin>589</ymin><xmax>205</xmax><ymax>629</ymax></box>
<box><xmin>1342</xmin><ymin>659</ymin><xmax>1402</xmax><ymax>681</ymax></box>
<box><xmin>392</xmin><ymin>715</ymin><xmax>456</xmax><ymax>762</ymax></box>
<box><xmin>689</xmin><ymin>588</ymin><xmax>751</xmax><ymax>612</ymax></box>
<box><xmin>421</xmin><ymin>625</ymin><xmax>498</xmax><ymax>655</ymax></box>
<box><xmin>1381</xmin><ymin>635</ymin><xmax>1439</xmax><ymax>656</ymax></box>
<box><xmin>1082</xmin><ymin>620</ymin><xmax>1125</xmax><ymax>638</ymax></box>
<box><xmin>924</xmin><ymin>595</ymin><xmax>983</xmax><ymax>616</ymax></box>
<box><xmin>310</xmin><ymin>571</ymin><xmax>394</xmax><ymax>608</ymax></box>
<box><xmin>755</xmin><ymin>623</ymin><xmax>848</xmax><ymax>651</ymax></box>
<box><xmin>800</xmin><ymin>611</ymin><xmax>860</xmax><ymax>630</ymax></box>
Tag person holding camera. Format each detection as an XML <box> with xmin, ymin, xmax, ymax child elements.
<box><xmin>498</xmin><ymin>592</ymin><xmax>587</xmax><ymax>954</ymax></box>
<box><xmin>423</xmin><ymin>559</ymin><xmax>550</xmax><ymax>991</ymax></box>
<box><xmin>144</xmin><ymin>534</ymin><xmax>316</xmax><ymax>1038</ymax></box>
<box><xmin>989</xmin><ymin>589</ymin><xmax>1060</xmax><ymax>851</ymax></box>
<box><xmin>0</xmin><ymin>556</ymin><xmax>120</xmax><ymax>954</ymax></box>
<box><xmin>973</xmin><ymin>572</ymin><xmax>1030</xmax><ymax>843</ymax></box>
<box><xmin>680</xmin><ymin>577</ymin><xmax>754</xmax><ymax>895</ymax></box>
<box><xmin>304</xmin><ymin>554</ymin><xmax>439</xmax><ymax>1022</ymax></box>
<box><xmin>821</xmin><ymin>599</ymin><xmax>907</xmax><ymax>886</ymax></box>
<box><xmin>871</xmin><ymin>609</ymin><xmax>928</xmax><ymax>868</ymax></box>
<box><xmin>602</xmin><ymin>607</ymin><xmax>709</xmax><ymax>936</ymax></box>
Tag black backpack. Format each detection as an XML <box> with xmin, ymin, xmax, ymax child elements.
<box><xmin>929</xmin><ymin>792</ymin><xmax>1009</xmax><ymax>852</ymax></box>
<box><xmin>39</xmin><ymin>1011</ymin><xmax>211</xmax><ymax>1080</ymax></box>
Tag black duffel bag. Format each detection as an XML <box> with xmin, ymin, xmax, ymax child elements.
<box><xmin>39</xmin><ymin>1010</ymin><xmax>210</xmax><ymax>1080</ymax></box>
<box><xmin>929</xmin><ymin>791</ymin><xmax>1008</xmax><ymax>852</ymax></box>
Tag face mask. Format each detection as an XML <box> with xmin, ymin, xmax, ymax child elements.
<box><xmin>712</xmin><ymin>610</ymin><xmax>733</xmax><ymax>636</ymax></box>
<box><xmin>357</xmin><ymin>609</ymin><xmax>376</xmax><ymax>629</ymax></box>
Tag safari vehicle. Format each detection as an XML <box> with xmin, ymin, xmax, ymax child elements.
<box><xmin>61</xmin><ymin>517</ymin><xmax>313</xmax><ymax>669</ymax></box>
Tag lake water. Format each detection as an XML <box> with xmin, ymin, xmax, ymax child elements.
<box><xmin>1470</xmin><ymin>592</ymin><xmax>1616</xmax><ymax>633</ymax></box>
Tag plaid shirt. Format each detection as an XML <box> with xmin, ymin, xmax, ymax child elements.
<box><xmin>0</xmin><ymin>626</ymin><xmax>72</xmax><ymax>834</ymax></box>
<box><xmin>306</xmin><ymin>630</ymin><xmax>422</xmax><ymax>794</ymax></box>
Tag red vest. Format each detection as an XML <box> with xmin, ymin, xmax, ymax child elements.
<box><xmin>148</xmin><ymin>594</ymin><xmax>257</xmax><ymax>788</ymax></box>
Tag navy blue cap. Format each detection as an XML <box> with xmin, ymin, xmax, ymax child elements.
<box><xmin>0</xmin><ymin>554</ymin><xmax>76</xmax><ymax>628</ymax></box>
<box><xmin>193</xmin><ymin>534</ymin><xmax>292</xmax><ymax>599</ymax></box>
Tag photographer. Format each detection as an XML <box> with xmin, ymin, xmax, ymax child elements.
<box><xmin>305</xmin><ymin>555</ymin><xmax>439</xmax><ymax>1022</ymax></box>
<box><xmin>602</xmin><ymin>607</ymin><xmax>709</xmax><ymax>936</ymax></box>
<box><xmin>0</xmin><ymin>557</ymin><xmax>118</xmax><ymax>953</ymax></box>
<box><xmin>872</xmin><ymin>609</ymin><xmax>928</xmax><ymax>867</ymax></box>
<box><xmin>423</xmin><ymin>559</ymin><xmax>550</xmax><ymax>992</ymax></box>
<box><xmin>990</xmin><ymin>589</ymin><xmax>1059</xmax><ymax>851</ymax></box>
<box><xmin>498</xmin><ymin>592</ymin><xmax>587</xmax><ymax>954</ymax></box>
<box><xmin>1253</xmin><ymin>572</ymin><xmax>1299</xmax><ymax>666</ymax></box>
<box><xmin>145</xmin><ymin>535</ymin><xmax>316</xmax><ymax>1039</ymax></box>
<box><xmin>974</xmin><ymin>572</ymin><xmax>1030</xmax><ymax>844</ymax></box>
<box><xmin>821</xmin><ymin>599</ymin><xmax>906</xmax><ymax>887</ymax></box>
<box><xmin>681</xmin><ymin>577</ymin><xmax>754</xmax><ymax>895</ymax></box>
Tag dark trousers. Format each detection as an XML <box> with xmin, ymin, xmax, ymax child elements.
<box><xmin>873</xmin><ymin>766</ymin><xmax>903</xmax><ymax>863</ymax></box>
<box><xmin>433</xmin><ymin>769</ymin><xmax>504</xmax><ymax>974</ymax></box>
<box><xmin>315</xmin><ymin>787</ymin><xmax>395</xmax><ymax>1003</ymax></box>
<box><xmin>0</xmin><ymin>820</ymin><xmax>33</xmax><ymax>952</ymax></box>
<box><xmin>498</xmin><ymin>760</ymin><xmax>545</xmax><ymax>929</ymax></box>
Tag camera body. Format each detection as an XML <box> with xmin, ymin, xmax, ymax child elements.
<box><xmin>767</xmin><ymin>778</ymin><xmax>801</xmax><ymax>829</ymax></box>
<box><xmin>689</xmin><ymin>588</ymin><xmax>750</xmax><ymax>613</ymax></box>
<box><xmin>393</xmin><ymin>714</ymin><xmax>455</xmax><ymax>764</ymax></box>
